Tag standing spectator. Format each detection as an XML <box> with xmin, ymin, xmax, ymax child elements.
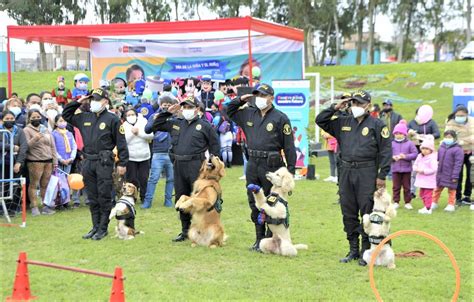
<box><xmin>444</xmin><ymin>106</ymin><xmax>473</xmax><ymax>205</ymax></box>
<box><xmin>432</xmin><ymin>130</ymin><xmax>464</xmax><ymax>212</ymax></box>
<box><xmin>52</xmin><ymin>114</ymin><xmax>77</xmax><ymax>174</ymax></box>
<box><xmin>0</xmin><ymin>111</ymin><xmax>28</xmax><ymax>213</ymax></box>
<box><xmin>23</xmin><ymin>109</ymin><xmax>57</xmax><ymax>216</ymax></box>
<box><xmin>235</xmin><ymin>126</ymin><xmax>247</xmax><ymax>180</ymax></box>
<box><xmin>4</xmin><ymin>99</ymin><xmax>24</xmax><ymax>128</ymax></box>
<box><xmin>322</xmin><ymin>129</ymin><xmax>338</xmax><ymax>183</ymax></box>
<box><xmin>370</xmin><ymin>104</ymin><xmax>380</xmax><ymax>118</ymax></box>
<box><xmin>123</xmin><ymin>108</ymin><xmax>154</xmax><ymax>203</ymax></box>
<box><xmin>413</xmin><ymin>135</ymin><xmax>438</xmax><ymax>214</ymax></box>
<box><xmin>380</xmin><ymin>99</ymin><xmax>402</xmax><ymax>135</ymax></box>
<box><xmin>391</xmin><ymin>120</ymin><xmax>418</xmax><ymax>209</ymax></box>
<box><xmin>143</xmin><ymin>96</ymin><xmax>176</xmax><ymax>209</ymax></box>
<box><xmin>217</xmin><ymin>114</ymin><xmax>234</xmax><ymax>168</ymax></box>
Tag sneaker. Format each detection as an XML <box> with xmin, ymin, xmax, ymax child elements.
<box><xmin>410</xmin><ymin>193</ymin><xmax>416</xmax><ymax>199</ymax></box>
<box><xmin>323</xmin><ymin>176</ymin><xmax>333</xmax><ymax>182</ymax></box>
<box><xmin>444</xmin><ymin>204</ymin><xmax>455</xmax><ymax>212</ymax></box>
<box><xmin>164</xmin><ymin>201</ymin><xmax>173</xmax><ymax>208</ymax></box>
<box><xmin>418</xmin><ymin>207</ymin><xmax>432</xmax><ymax>214</ymax></box>
<box><xmin>393</xmin><ymin>203</ymin><xmax>400</xmax><ymax>209</ymax></box>
<box><xmin>41</xmin><ymin>206</ymin><xmax>56</xmax><ymax>215</ymax></box>
<box><xmin>31</xmin><ymin>207</ymin><xmax>40</xmax><ymax>216</ymax></box>
<box><xmin>239</xmin><ymin>175</ymin><xmax>246</xmax><ymax>180</ymax></box>
<box><xmin>331</xmin><ymin>176</ymin><xmax>338</xmax><ymax>183</ymax></box>
<box><xmin>431</xmin><ymin>203</ymin><xmax>439</xmax><ymax>210</ymax></box>
<box><xmin>461</xmin><ymin>196</ymin><xmax>472</xmax><ymax>205</ymax></box>
<box><xmin>73</xmin><ymin>203</ymin><xmax>80</xmax><ymax>209</ymax></box>
<box><xmin>470</xmin><ymin>204</ymin><xmax>474</xmax><ymax>211</ymax></box>
<box><xmin>404</xmin><ymin>203</ymin><xmax>413</xmax><ymax>210</ymax></box>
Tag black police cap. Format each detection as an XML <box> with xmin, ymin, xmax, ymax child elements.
<box><xmin>87</xmin><ymin>88</ymin><xmax>110</xmax><ymax>101</ymax></box>
<box><xmin>252</xmin><ymin>83</ymin><xmax>274</xmax><ymax>96</ymax></box>
<box><xmin>350</xmin><ymin>90</ymin><xmax>371</xmax><ymax>103</ymax></box>
<box><xmin>179</xmin><ymin>96</ymin><xmax>199</xmax><ymax>107</ymax></box>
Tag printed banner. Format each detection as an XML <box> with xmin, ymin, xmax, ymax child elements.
<box><xmin>453</xmin><ymin>83</ymin><xmax>474</xmax><ymax>116</ymax></box>
<box><xmin>272</xmin><ymin>80</ymin><xmax>310</xmax><ymax>168</ymax></box>
<box><xmin>90</xmin><ymin>35</ymin><xmax>303</xmax><ymax>87</ymax></box>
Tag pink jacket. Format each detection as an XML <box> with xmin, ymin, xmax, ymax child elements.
<box><xmin>413</xmin><ymin>152</ymin><xmax>438</xmax><ymax>189</ymax></box>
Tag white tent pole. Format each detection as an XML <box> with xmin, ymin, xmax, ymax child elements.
<box><xmin>304</xmin><ymin>72</ymin><xmax>320</xmax><ymax>143</ymax></box>
<box><xmin>331</xmin><ymin>76</ymin><xmax>334</xmax><ymax>102</ymax></box>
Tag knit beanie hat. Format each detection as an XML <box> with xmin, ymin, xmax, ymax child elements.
<box><xmin>420</xmin><ymin>135</ymin><xmax>435</xmax><ymax>151</ymax></box>
<box><xmin>393</xmin><ymin>120</ymin><xmax>408</xmax><ymax>135</ymax></box>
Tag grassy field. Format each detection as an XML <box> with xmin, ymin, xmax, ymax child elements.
<box><xmin>1</xmin><ymin>61</ymin><xmax>473</xmax><ymax>301</ymax></box>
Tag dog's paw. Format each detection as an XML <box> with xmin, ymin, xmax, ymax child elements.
<box><xmin>247</xmin><ymin>184</ymin><xmax>261</xmax><ymax>193</ymax></box>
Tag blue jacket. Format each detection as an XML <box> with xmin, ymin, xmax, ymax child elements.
<box><xmin>408</xmin><ymin>119</ymin><xmax>440</xmax><ymax>139</ymax></box>
<box><xmin>145</xmin><ymin>112</ymin><xmax>171</xmax><ymax>153</ymax></box>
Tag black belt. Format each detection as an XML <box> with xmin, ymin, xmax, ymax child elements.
<box><xmin>340</xmin><ymin>159</ymin><xmax>376</xmax><ymax>168</ymax></box>
<box><xmin>248</xmin><ymin>149</ymin><xmax>275</xmax><ymax>158</ymax></box>
<box><xmin>84</xmin><ymin>153</ymin><xmax>100</xmax><ymax>161</ymax></box>
<box><xmin>170</xmin><ymin>153</ymin><xmax>205</xmax><ymax>161</ymax></box>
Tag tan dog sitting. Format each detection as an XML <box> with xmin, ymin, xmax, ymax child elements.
<box><xmin>362</xmin><ymin>188</ymin><xmax>397</xmax><ymax>269</ymax></box>
<box><xmin>248</xmin><ymin>167</ymin><xmax>308</xmax><ymax>257</ymax></box>
<box><xmin>175</xmin><ymin>156</ymin><xmax>226</xmax><ymax>248</ymax></box>
<box><xmin>109</xmin><ymin>182</ymin><xmax>143</xmax><ymax>240</ymax></box>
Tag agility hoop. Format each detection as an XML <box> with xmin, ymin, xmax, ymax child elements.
<box><xmin>368</xmin><ymin>230</ymin><xmax>461</xmax><ymax>302</ymax></box>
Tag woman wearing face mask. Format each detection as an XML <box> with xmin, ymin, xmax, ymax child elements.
<box><xmin>23</xmin><ymin>109</ymin><xmax>58</xmax><ymax>216</ymax></box>
<box><xmin>123</xmin><ymin>108</ymin><xmax>154</xmax><ymax>203</ymax></box>
<box><xmin>0</xmin><ymin>111</ymin><xmax>28</xmax><ymax>214</ymax></box>
<box><xmin>445</xmin><ymin>106</ymin><xmax>474</xmax><ymax>205</ymax></box>
<box><xmin>5</xmin><ymin>98</ymin><xmax>26</xmax><ymax>128</ymax></box>
<box><xmin>408</xmin><ymin>105</ymin><xmax>441</xmax><ymax>148</ymax></box>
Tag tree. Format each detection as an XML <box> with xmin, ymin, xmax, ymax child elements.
<box><xmin>366</xmin><ymin>0</ymin><xmax>376</xmax><ymax>64</ymax></box>
<box><xmin>94</xmin><ymin>0</ymin><xmax>108</xmax><ymax>24</ymax></box>
<box><xmin>423</xmin><ymin>0</ymin><xmax>456</xmax><ymax>62</ymax></box>
<box><xmin>355</xmin><ymin>0</ymin><xmax>367</xmax><ymax>65</ymax></box>
<box><xmin>467</xmin><ymin>0</ymin><xmax>472</xmax><ymax>43</ymax></box>
<box><xmin>63</xmin><ymin>0</ymin><xmax>87</xmax><ymax>70</ymax></box>
<box><xmin>138</xmin><ymin>0</ymin><xmax>171</xmax><ymax>22</ymax></box>
<box><xmin>108</xmin><ymin>0</ymin><xmax>132</xmax><ymax>23</ymax></box>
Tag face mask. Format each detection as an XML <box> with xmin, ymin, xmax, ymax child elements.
<box><xmin>29</xmin><ymin>104</ymin><xmax>42</xmax><ymax>112</ymax></box>
<box><xmin>78</xmin><ymin>83</ymin><xmax>88</xmax><ymax>90</ymax></box>
<box><xmin>415</xmin><ymin>116</ymin><xmax>423</xmax><ymax>125</ymax></box>
<box><xmin>9</xmin><ymin>107</ymin><xmax>21</xmax><ymax>117</ymax></box>
<box><xmin>57</xmin><ymin>122</ymin><xmax>67</xmax><ymax>129</ymax></box>
<box><xmin>182</xmin><ymin>109</ymin><xmax>195</xmax><ymax>121</ymax></box>
<box><xmin>255</xmin><ymin>97</ymin><xmax>268</xmax><ymax>110</ymax></box>
<box><xmin>351</xmin><ymin>106</ymin><xmax>366</xmax><ymax>118</ymax></box>
<box><xmin>126</xmin><ymin>115</ymin><xmax>137</xmax><ymax>125</ymax></box>
<box><xmin>90</xmin><ymin>100</ymin><xmax>103</xmax><ymax>113</ymax></box>
<box><xmin>46</xmin><ymin>109</ymin><xmax>58</xmax><ymax>120</ymax></box>
<box><xmin>3</xmin><ymin>121</ymin><xmax>15</xmax><ymax>129</ymax></box>
<box><xmin>31</xmin><ymin>119</ymin><xmax>41</xmax><ymax>127</ymax></box>
<box><xmin>394</xmin><ymin>137</ymin><xmax>405</xmax><ymax>142</ymax></box>
<box><xmin>443</xmin><ymin>138</ymin><xmax>454</xmax><ymax>145</ymax></box>
<box><xmin>455</xmin><ymin>116</ymin><xmax>467</xmax><ymax>124</ymax></box>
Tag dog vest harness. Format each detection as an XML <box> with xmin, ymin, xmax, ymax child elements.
<box><xmin>115</xmin><ymin>199</ymin><xmax>136</xmax><ymax>229</ymax></box>
<box><xmin>258</xmin><ymin>193</ymin><xmax>290</xmax><ymax>228</ymax></box>
<box><xmin>193</xmin><ymin>183</ymin><xmax>224</xmax><ymax>213</ymax></box>
<box><xmin>368</xmin><ymin>209</ymin><xmax>390</xmax><ymax>245</ymax></box>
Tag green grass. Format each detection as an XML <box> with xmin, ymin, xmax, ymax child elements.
<box><xmin>1</xmin><ymin>62</ymin><xmax>474</xmax><ymax>300</ymax></box>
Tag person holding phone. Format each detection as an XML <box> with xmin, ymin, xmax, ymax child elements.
<box><xmin>62</xmin><ymin>88</ymin><xmax>129</xmax><ymax>241</ymax></box>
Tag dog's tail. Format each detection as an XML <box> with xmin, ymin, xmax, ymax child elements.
<box><xmin>293</xmin><ymin>244</ymin><xmax>308</xmax><ymax>250</ymax></box>
<box><xmin>134</xmin><ymin>230</ymin><xmax>144</xmax><ymax>236</ymax></box>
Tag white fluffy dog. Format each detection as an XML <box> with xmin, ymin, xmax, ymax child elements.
<box><xmin>247</xmin><ymin>167</ymin><xmax>307</xmax><ymax>257</ymax></box>
<box><xmin>362</xmin><ymin>188</ymin><xmax>397</xmax><ymax>269</ymax></box>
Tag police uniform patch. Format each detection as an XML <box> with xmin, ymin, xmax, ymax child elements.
<box><xmin>196</xmin><ymin>124</ymin><xmax>202</xmax><ymax>131</ymax></box>
<box><xmin>172</xmin><ymin>125</ymin><xmax>180</xmax><ymax>131</ymax></box>
<box><xmin>140</xmin><ymin>107</ymin><xmax>149</xmax><ymax>116</ymax></box>
<box><xmin>84</xmin><ymin>122</ymin><xmax>91</xmax><ymax>126</ymax></box>
<box><xmin>99</xmin><ymin>122</ymin><xmax>106</xmax><ymax>130</ymax></box>
<box><xmin>362</xmin><ymin>127</ymin><xmax>369</xmax><ymax>136</ymax></box>
<box><xmin>119</xmin><ymin>125</ymin><xmax>125</xmax><ymax>135</ymax></box>
<box><xmin>381</xmin><ymin>126</ymin><xmax>390</xmax><ymax>138</ymax></box>
<box><xmin>330</xmin><ymin>115</ymin><xmax>338</xmax><ymax>120</ymax></box>
<box><xmin>341</xmin><ymin>126</ymin><xmax>351</xmax><ymax>132</ymax></box>
<box><xmin>267</xmin><ymin>195</ymin><xmax>277</xmax><ymax>204</ymax></box>
<box><xmin>246</xmin><ymin>121</ymin><xmax>254</xmax><ymax>127</ymax></box>
<box><xmin>266</xmin><ymin>123</ymin><xmax>274</xmax><ymax>132</ymax></box>
<box><xmin>283</xmin><ymin>124</ymin><xmax>291</xmax><ymax>135</ymax></box>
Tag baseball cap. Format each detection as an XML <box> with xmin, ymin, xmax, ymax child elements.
<box><xmin>87</xmin><ymin>88</ymin><xmax>110</xmax><ymax>101</ymax></box>
<box><xmin>252</xmin><ymin>83</ymin><xmax>274</xmax><ymax>96</ymax></box>
<box><xmin>179</xmin><ymin>96</ymin><xmax>199</xmax><ymax>107</ymax></box>
<box><xmin>382</xmin><ymin>99</ymin><xmax>393</xmax><ymax>106</ymax></box>
<box><xmin>350</xmin><ymin>90</ymin><xmax>371</xmax><ymax>103</ymax></box>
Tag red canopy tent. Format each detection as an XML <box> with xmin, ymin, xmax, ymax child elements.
<box><xmin>6</xmin><ymin>16</ymin><xmax>304</xmax><ymax>96</ymax></box>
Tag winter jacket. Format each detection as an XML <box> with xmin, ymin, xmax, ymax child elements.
<box><xmin>145</xmin><ymin>113</ymin><xmax>171</xmax><ymax>154</ymax></box>
<box><xmin>391</xmin><ymin>138</ymin><xmax>418</xmax><ymax>173</ymax></box>
<box><xmin>123</xmin><ymin>114</ymin><xmax>154</xmax><ymax>162</ymax></box>
<box><xmin>445</xmin><ymin>117</ymin><xmax>474</xmax><ymax>154</ymax></box>
<box><xmin>413</xmin><ymin>152</ymin><xmax>438</xmax><ymax>189</ymax></box>
<box><xmin>23</xmin><ymin>124</ymin><xmax>57</xmax><ymax>164</ymax></box>
<box><xmin>436</xmin><ymin>143</ymin><xmax>464</xmax><ymax>189</ymax></box>
<box><xmin>408</xmin><ymin>119</ymin><xmax>441</xmax><ymax>141</ymax></box>
<box><xmin>0</xmin><ymin>125</ymin><xmax>28</xmax><ymax>167</ymax></box>
<box><xmin>380</xmin><ymin>110</ymin><xmax>402</xmax><ymax>133</ymax></box>
<box><xmin>52</xmin><ymin>129</ymin><xmax>77</xmax><ymax>162</ymax></box>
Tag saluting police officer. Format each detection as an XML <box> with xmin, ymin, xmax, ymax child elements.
<box><xmin>63</xmin><ymin>88</ymin><xmax>129</xmax><ymax>241</ymax></box>
<box><xmin>316</xmin><ymin>90</ymin><xmax>391</xmax><ymax>265</ymax></box>
<box><xmin>151</xmin><ymin>96</ymin><xmax>220</xmax><ymax>242</ymax></box>
<box><xmin>227</xmin><ymin>83</ymin><xmax>296</xmax><ymax>251</ymax></box>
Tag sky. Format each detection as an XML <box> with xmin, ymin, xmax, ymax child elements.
<box><xmin>0</xmin><ymin>4</ymin><xmax>467</xmax><ymax>60</ymax></box>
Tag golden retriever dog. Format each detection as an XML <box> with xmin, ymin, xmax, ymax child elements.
<box><xmin>175</xmin><ymin>156</ymin><xmax>226</xmax><ymax>248</ymax></box>
<box><xmin>362</xmin><ymin>188</ymin><xmax>397</xmax><ymax>269</ymax></box>
<box><xmin>109</xmin><ymin>182</ymin><xmax>143</xmax><ymax>240</ymax></box>
<box><xmin>247</xmin><ymin>167</ymin><xmax>308</xmax><ymax>257</ymax></box>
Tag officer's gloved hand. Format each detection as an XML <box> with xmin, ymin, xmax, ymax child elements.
<box><xmin>247</xmin><ymin>184</ymin><xmax>261</xmax><ymax>193</ymax></box>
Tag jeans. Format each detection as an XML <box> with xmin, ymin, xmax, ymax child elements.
<box><xmin>143</xmin><ymin>153</ymin><xmax>174</xmax><ymax>208</ymax></box>
<box><xmin>327</xmin><ymin>151</ymin><xmax>338</xmax><ymax>177</ymax></box>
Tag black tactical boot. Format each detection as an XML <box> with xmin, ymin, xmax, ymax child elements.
<box><xmin>82</xmin><ymin>211</ymin><xmax>100</xmax><ymax>239</ymax></box>
<box><xmin>173</xmin><ymin>215</ymin><xmax>190</xmax><ymax>242</ymax></box>
<box><xmin>91</xmin><ymin>230</ymin><xmax>108</xmax><ymax>240</ymax></box>
<box><xmin>250</xmin><ymin>224</ymin><xmax>266</xmax><ymax>252</ymax></box>
<box><xmin>340</xmin><ymin>238</ymin><xmax>360</xmax><ymax>263</ymax></box>
<box><xmin>358</xmin><ymin>236</ymin><xmax>371</xmax><ymax>266</ymax></box>
<box><xmin>172</xmin><ymin>232</ymin><xmax>188</xmax><ymax>242</ymax></box>
<box><xmin>82</xmin><ymin>228</ymin><xmax>98</xmax><ymax>239</ymax></box>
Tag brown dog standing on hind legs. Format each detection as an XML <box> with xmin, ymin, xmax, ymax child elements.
<box><xmin>247</xmin><ymin>167</ymin><xmax>308</xmax><ymax>257</ymax></box>
<box><xmin>109</xmin><ymin>182</ymin><xmax>143</xmax><ymax>240</ymax></box>
<box><xmin>175</xmin><ymin>156</ymin><xmax>226</xmax><ymax>248</ymax></box>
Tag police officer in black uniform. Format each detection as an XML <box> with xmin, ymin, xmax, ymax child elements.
<box><xmin>227</xmin><ymin>84</ymin><xmax>296</xmax><ymax>251</ymax></box>
<box><xmin>316</xmin><ymin>90</ymin><xmax>391</xmax><ymax>265</ymax></box>
<box><xmin>151</xmin><ymin>96</ymin><xmax>220</xmax><ymax>242</ymax></box>
<box><xmin>63</xmin><ymin>88</ymin><xmax>129</xmax><ymax>240</ymax></box>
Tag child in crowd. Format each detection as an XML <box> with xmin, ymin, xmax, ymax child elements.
<box><xmin>52</xmin><ymin>115</ymin><xmax>77</xmax><ymax>174</ymax></box>
<box><xmin>432</xmin><ymin>130</ymin><xmax>464</xmax><ymax>212</ymax></box>
<box><xmin>391</xmin><ymin>120</ymin><xmax>418</xmax><ymax>209</ymax></box>
<box><xmin>413</xmin><ymin>135</ymin><xmax>438</xmax><ymax>214</ymax></box>
<box><xmin>322</xmin><ymin>130</ymin><xmax>338</xmax><ymax>183</ymax></box>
